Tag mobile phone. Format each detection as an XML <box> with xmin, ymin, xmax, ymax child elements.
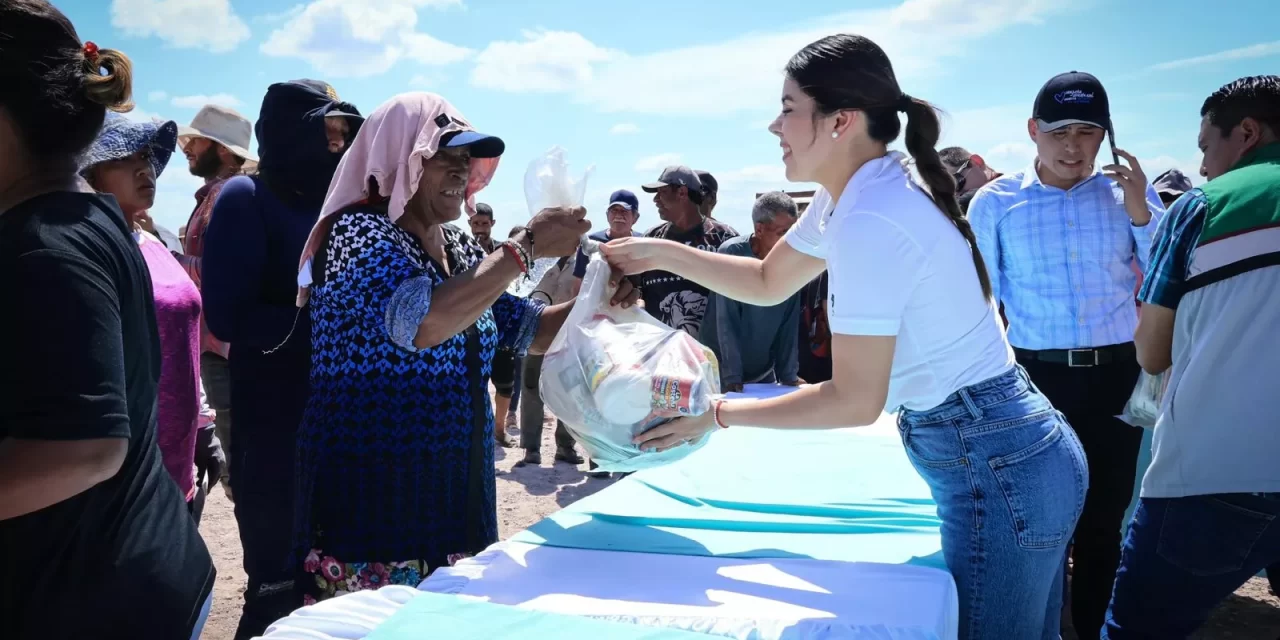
<box><xmin>1109</xmin><ymin>133</ymin><xmax>1121</xmax><ymax>166</ymax></box>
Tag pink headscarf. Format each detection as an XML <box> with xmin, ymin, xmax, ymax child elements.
<box><xmin>295</xmin><ymin>92</ymin><xmax>501</xmax><ymax>306</ymax></box>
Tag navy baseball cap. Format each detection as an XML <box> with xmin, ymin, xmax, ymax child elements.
<box><xmin>642</xmin><ymin>165</ymin><xmax>704</xmax><ymax>205</ymax></box>
<box><xmin>607</xmin><ymin>189</ymin><xmax>640</xmax><ymax>212</ymax></box>
<box><xmin>1033</xmin><ymin>71</ymin><xmax>1113</xmax><ymax>135</ymax></box>
<box><xmin>441</xmin><ymin>130</ymin><xmax>505</xmax><ymax>159</ymax></box>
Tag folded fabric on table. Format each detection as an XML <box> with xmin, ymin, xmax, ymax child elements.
<box><xmin>365</xmin><ymin>589</ymin><xmax>715</xmax><ymax>640</ymax></box>
<box><xmin>422</xmin><ymin>541</ymin><xmax>957</xmax><ymax>640</ymax></box>
<box><xmin>513</xmin><ymin>386</ymin><xmax>945</xmax><ymax>568</ymax></box>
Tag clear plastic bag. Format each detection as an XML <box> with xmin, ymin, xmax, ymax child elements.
<box><xmin>539</xmin><ymin>257</ymin><xmax>722</xmax><ymax>472</ymax></box>
<box><xmin>508</xmin><ymin>147</ymin><xmax>596</xmax><ymax>298</ymax></box>
<box><xmin>1120</xmin><ymin>370</ymin><xmax>1168</xmax><ymax>429</ymax></box>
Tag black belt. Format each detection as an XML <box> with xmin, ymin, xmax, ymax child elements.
<box><xmin>1013</xmin><ymin>342</ymin><xmax>1136</xmax><ymax>368</ymax></box>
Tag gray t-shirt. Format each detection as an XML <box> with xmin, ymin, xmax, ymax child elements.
<box><xmin>699</xmin><ymin>235</ymin><xmax>801</xmax><ymax>386</ymax></box>
<box><xmin>1142</xmin><ymin>267</ymin><xmax>1280</xmax><ymax>498</ymax></box>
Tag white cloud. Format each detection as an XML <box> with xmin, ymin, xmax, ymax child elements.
<box><xmin>1149</xmin><ymin>40</ymin><xmax>1280</xmax><ymax>71</ymax></box>
<box><xmin>122</xmin><ymin>107</ymin><xmax>165</xmax><ymax>124</ymax></box>
<box><xmin>471</xmin><ymin>30</ymin><xmax>620</xmax><ymax>93</ymax></box>
<box><xmin>110</xmin><ymin>0</ymin><xmax>250</xmax><ymax>54</ymax></box>
<box><xmin>634</xmin><ymin>153</ymin><xmax>683</xmax><ymax>173</ymax></box>
<box><xmin>717</xmin><ymin>165</ymin><xmax>788</xmax><ymax>184</ymax></box>
<box><xmin>261</xmin><ymin>0</ymin><xmax>471</xmax><ymax>78</ymax></box>
<box><xmin>465</xmin><ymin>0</ymin><xmax>1074</xmax><ymax>115</ymax></box>
<box><xmin>253</xmin><ymin>4</ymin><xmax>306</xmax><ymax>24</ymax></box>
<box><xmin>148</xmin><ymin>90</ymin><xmax>168</xmax><ymax>102</ymax></box>
<box><xmin>610</xmin><ymin>123</ymin><xmax>639</xmax><ymax>135</ymax></box>
<box><xmin>171</xmin><ymin>93</ymin><xmax>242</xmax><ymax>109</ymax></box>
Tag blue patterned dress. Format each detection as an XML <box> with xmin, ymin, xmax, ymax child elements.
<box><xmin>295</xmin><ymin>209</ymin><xmax>543</xmax><ymax>601</ymax></box>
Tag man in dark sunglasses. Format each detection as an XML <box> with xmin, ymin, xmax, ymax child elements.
<box><xmin>940</xmin><ymin>146</ymin><xmax>1002</xmax><ymax>213</ymax></box>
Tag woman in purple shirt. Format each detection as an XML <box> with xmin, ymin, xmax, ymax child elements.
<box><xmin>81</xmin><ymin>113</ymin><xmax>222</xmax><ymax>519</ymax></box>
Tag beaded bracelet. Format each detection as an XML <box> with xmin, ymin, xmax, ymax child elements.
<box><xmin>502</xmin><ymin>241</ymin><xmax>528</xmax><ymax>273</ymax></box>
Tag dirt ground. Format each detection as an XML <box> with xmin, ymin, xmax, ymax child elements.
<box><xmin>197</xmin><ymin>415</ymin><xmax>1280</xmax><ymax>639</ymax></box>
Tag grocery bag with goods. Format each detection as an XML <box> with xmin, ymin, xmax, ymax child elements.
<box><xmin>539</xmin><ymin>258</ymin><xmax>722</xmax><ymax>472</ymax></box>
<box><xmin>1119</xmin><ymin>370</ymin><xmax>1169</xmax><ymax>429</ymax></box>
<box><xmin>508</xmin><ymin>146</ymin><xmax>597</xmax><ymax>298</ymax></box>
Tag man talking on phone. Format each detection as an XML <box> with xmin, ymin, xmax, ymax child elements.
<box><xmin>967</xmin><ymin>71</ymin><xmax>1166</xmax><ymax>639</ymax></box>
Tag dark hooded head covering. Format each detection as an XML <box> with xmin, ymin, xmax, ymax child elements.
<box><xmin>255</xmin><ymin>79</ymin><xmax>363</xmax><ymax>209</ymax></box>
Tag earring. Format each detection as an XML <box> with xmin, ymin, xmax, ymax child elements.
<box><xmin>831</xmin><ymin>132</ymin><xmax>839</xmax><ymax>139</ymax></box>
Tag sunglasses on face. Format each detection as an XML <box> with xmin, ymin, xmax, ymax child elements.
<box><xmin>951</xmin><ymin>159</ymin><xmax>971</xmax><ymax>193</ymax></box>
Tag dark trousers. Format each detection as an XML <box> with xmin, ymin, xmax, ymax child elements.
<box><xmin>1104</xmin><ymin>493</ymin><xmax>1280</xmax><ymax>638</ymax></box>
<box><xmin>201</xmin><ymin>353</ymin><xmax>233</xmax><ymax>490</ymax></box>
<box><xmin>229</xmin><ymin>431</ymin><xmax>300</xmax><ymax>640</ymax></box>
<box><xmin>520</xmin><ymin>355</ymin><xmax>576</xmax><ymax>452</ymax></box>
<box><xmin>188</xmin><ymin>483</ymin><xmax>206</xmax><ymax>526</ymax></box>
<box><xmin>1018</xmin><ymin>348</ymin><xmax>1143</xmax><ymax>640</ymax></box>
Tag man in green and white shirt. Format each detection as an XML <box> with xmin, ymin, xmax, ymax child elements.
<box><xmin>1106</xmin><ymin>75</ymin><xmax>1280</xmax><ymax>639</ymax></box>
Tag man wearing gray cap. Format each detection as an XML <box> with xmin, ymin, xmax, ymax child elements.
<box><xmin>174</xmin><ymin>104</ymin><xmax>259</xmax><ymax>501</ymax></box>
<box><xmin>638</xmin><ymin>166</ymin><xmax>738</xmax><ymax>336</ymax></box>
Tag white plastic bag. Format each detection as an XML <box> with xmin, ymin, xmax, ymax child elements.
<box><xmin>508</xmin><ymin>147</ymin><xmax>595</xmax><ymax>297</ymax></box>
<box><xmin>539</xmin><ymin>257</ymin><xmax>722</xmax><ymax>472</ymax></box>
<box><xmin>1120</xmin><ymin>370</ymin><xmax>1168</xmax><ymax>429</ymax></box>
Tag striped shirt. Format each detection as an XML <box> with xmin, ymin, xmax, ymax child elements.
<box><xmin>968</xmin><ymin>165</ymin><xmax>1166</xmax><ymax>350</ymax></box>
<box><xmin>1136</xmin><ymin>190</ymin><xmax>1206</xmax><ymax>309</ymax></box>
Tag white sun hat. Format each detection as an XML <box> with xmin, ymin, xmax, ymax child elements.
<box><xmin>177</xmin><ymin>104</ymin><xmax>258</xmax><ymax>170</ymax></box>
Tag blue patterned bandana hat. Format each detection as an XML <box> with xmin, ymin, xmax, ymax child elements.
<box><xmin>79</xmin><ymin>112</ymin><xmax>179</xmax><ymax>179</ymax></box>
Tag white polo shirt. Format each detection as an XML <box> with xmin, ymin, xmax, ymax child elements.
<box><xmin>784</xmin><ymin>152</ymin><xmax>1014</xmax><ymax>411</ymax></box>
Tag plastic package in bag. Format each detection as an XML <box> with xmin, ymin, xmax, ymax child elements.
<box><xmin>539</xmin><ymin>257</ymin><xmax>721</xmax><ymax>472</ymax></box>
<box><xmin>507</xmin><ymin>147</ymin><xmax>596</xmax><ymax>298</ymax></box>
<box><xmin>1120</xmin><ymin>370</ymin><xmax>1168</xmax><ymax>428</ymax></box>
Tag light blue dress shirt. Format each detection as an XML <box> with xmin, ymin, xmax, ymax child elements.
<box><xmin>967</xmin><ymin>165</ymin><xmax>1166</xmax><ymax>350</ymax></box>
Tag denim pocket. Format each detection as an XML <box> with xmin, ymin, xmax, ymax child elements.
<box><xmin>900</xmin><ymin>420</ymin><xmax>967</xmax><ymax>469</ymax></box>
<box><xmin>1156</xmin><ymin>494</ymin><xmax>1276</xmax><ymax>576</ymax></box>
<box><xmin>988</xmin><ymin>422</ymin><xmax>1086</xmax><ymax>549</ymax></box>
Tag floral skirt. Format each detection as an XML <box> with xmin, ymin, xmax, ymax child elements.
<box><xmin>301</xmin><ymin>548</ymin><xmax>472</xmax><ymax>605</ymax></box>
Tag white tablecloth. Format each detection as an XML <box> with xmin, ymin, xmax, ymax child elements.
<box><xmin>422</xmin><ymin>541</ymin><xmax>957</xmax><ymax>639</ymax></box>
<box><xmin>262</xmin><ymin>541</ymin><xmax>956</xmax><ymax>639</ymax></box>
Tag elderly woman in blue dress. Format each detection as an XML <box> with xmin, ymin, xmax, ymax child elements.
<box><xmin>292</xmin><ymin>92</ymin><xmax>638</xmax><ymax>602</ymax></box>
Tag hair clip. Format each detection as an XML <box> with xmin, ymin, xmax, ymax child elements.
<box><xmin>83</xmin><ymin>41</ymin><xmax>100</xmax><ymax>63</ymax></box>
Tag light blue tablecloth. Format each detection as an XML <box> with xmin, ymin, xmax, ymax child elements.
<box><xmin>513</xmin><ymin>387</ymin><xmax>946</xmax><ymax>570</ymax></box>
<box><xmin>365</xmin><ymin>591</ymin><xmax>715</xmax><ymax>640</ymax></box>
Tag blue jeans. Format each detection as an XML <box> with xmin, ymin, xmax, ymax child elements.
<box><xmin>190</xmin><ymin>591</ymin><xmax>213</xmax><ymax>640</ymax></box>
<box><xmin>898</xmin><ymin>366</ymin><xmax>1088</xmax><ymax>640</ymax></box>
<box><xmin>1103</xmin><ymin>493</ymin><xmax>1280</xmax><ymax>638</ymax></box>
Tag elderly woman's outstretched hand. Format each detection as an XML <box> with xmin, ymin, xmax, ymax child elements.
<box><xmin>527</xmin><ymin>206</ymin><xmax>591</xmax><ymax>259</ymax></box>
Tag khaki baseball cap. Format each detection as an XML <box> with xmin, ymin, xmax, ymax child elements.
<box><xmin>177</xmin><ymin>104</ymin><xmax>259</xmax><ymax>168</ymax></box>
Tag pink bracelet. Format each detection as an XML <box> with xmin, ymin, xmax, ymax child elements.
<box><xmin>712</xmin><ymin>398</ymin><xmax>729</xmax><ymax>429</ymax></box>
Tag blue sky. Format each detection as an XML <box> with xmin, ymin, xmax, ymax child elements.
<box><xmin>62</xmin><ymin>0</ymin><xmax>1280</xmax><ymax>235</ymax></box>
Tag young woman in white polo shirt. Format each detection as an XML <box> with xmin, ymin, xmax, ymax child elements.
<box><xmin>602</xmin><ymin>34</ymin><xmax>1087</xmax><ymax>640</ymax></box>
